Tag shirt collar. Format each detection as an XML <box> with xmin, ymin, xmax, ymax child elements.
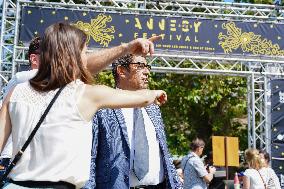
<box><xmin>190</xmin><ymin>151</ymin><xmax>199</xmax><ymax>157</ymax></box>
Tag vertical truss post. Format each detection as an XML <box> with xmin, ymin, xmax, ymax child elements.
<box><xmin>247</xmin><ymin>62</ymin><xmax>269</xmax><ymax>150</ymax></box>
<box><xmin>259</xmin><ymin>80</ymin><xmax>265</xmax><ymax>149</ymax></box>
<box><xmin>251</xmin><ymin>73</ymin><xmax>256</xmax><ymax>148</ymax></box>
<box><xmin>0</xmin><ymin>0</ymin><xmax>16</xmax><ymax>93</ymax></box>
<box><xmin>252</xmin><ymin>75</ymin><xmax>267</xmax><ymax>149</ymax></box>
<box><xmin>0</xmin><ymin>0</ymin><xmax>6</xmax><ymax>73</ymax></box>
<box><xmin>0</xmin><ymin>0</ymin><xmax>8</xmax><ymax>94</ymax></box>
<box><xmin>11</xmin><ymin>0</ymin><xmax>21</xmax><ymax>76</ymax></box>
<box><xmin>247</xmin><ymin>75</ymin><xmax>253</xmax><ymax>148</ymax></box>
<box><xmin>264</xmin><ymin>75</ymin><xmax>271</xmax><ymax>155</ymax></box>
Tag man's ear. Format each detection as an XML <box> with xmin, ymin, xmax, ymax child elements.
<box><xmin>116</xmin><ymin>66</ymin><xmax>128</xmax><ymax>79</ymax></box>
<box><xmin>29</xmin><ymin>54</ymin><xmax>39</xmax><ymax>69</ymax></box>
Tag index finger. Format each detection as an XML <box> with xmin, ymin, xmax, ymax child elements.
<box><xmin>148</xmin><ymin>35</ymin><xmax>162</xmax><ymax>42</ymax></box>
<box><xmin>163</xmin><ymin>93</ymin><xmax>167</xmax><ymax>103</ymax></box>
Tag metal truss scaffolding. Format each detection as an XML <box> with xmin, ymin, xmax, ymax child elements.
<box><xmin>1</xmin><ymin>0</ymin><xmax>284</xmax><ymax>154</ymax></box>
<box><xmin>0</xmin><ymin>0</ymin><xmax>16</xmax><ymax>99</ymax></box>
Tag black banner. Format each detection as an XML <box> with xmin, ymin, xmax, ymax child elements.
<box><xmin>271</xmin><ymin>79</ymin><xmax>284</xmax><ymax>179</ymax></box>
<box><xmin>20</xmin><ymin>6</ymin><xmax>284</xmax><ymax>57</ymax></box>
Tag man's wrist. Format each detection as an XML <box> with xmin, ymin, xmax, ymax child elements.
<box><xmin>120</xmin><ymin>43</ymin><xmax>129</xmax><ymax>54</ymax></box>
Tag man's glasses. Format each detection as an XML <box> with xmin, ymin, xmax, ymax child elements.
<box><xmin>121</xmin><ymin>62</ymin><xmax>151</xmax><ymax>71</ymax></box>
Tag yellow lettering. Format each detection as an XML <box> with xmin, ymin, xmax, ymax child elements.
<box><xmin>160</xmin><ymin>34</ymin><xmax>165</xmax><ymax>40</ymax></box>
<box><xmin>159</xmin><ymin>19</ymin><xmax>165</xmax><ymax>31</ymax></box>
<box><xmin>143</xmin><ymin>33</ymin><xmax>148</xmax><ymax>39</ymax></box>
<box><xmin>135</xmin><ymin>18</ymin><xmax>142</xmax><ymax>30</ymax></box>
<box><xmin>170</xmin><ymin>20</ymin><xmax>176</xmax><ymax>32</ymax></box>
<box><xmin>147</xmin><ymin>18</ymin><xmax>153</xmax><ymax>30</ymax></box>
<box><xmin>170</xmin><ymin>34</ymin><xmax>172</xmax><ymax>40</ymax></box>
<box><xmin>195</xmin><ymin>36</ymin><xmax>199</xmax><ymax>42</ymax></box>
<box><xmin>176</xmin><ymin>35</ymin><xmax>181</xmax><ymax>41</ymax></box>
<box><xmin>194</xmin><ymin>21</ymin><xmax>201</xmax><ymax>33</ymax></box>
<box><xmin>134</xmin><ymin>33</ymin><xmax>139</xmax><ymax>39</ymax></box>
<box><xmin>182</xmin><ymin>20</ymin><xmax>189</xmax><ymax>32</ymax></box>
<box><xmin>185</xmin><ymin>36</ymin><xmax>190</xmax><ymax>42</ymax></box>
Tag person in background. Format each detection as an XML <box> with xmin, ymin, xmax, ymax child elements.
<box><xmin>259</xmin><ymin>150</ymin><xmax>281</xmax><ymax>188</ymax></box>
<box><xmin>243</xmin><ymin>148</ymin><xmax>281</xmax><ymax>189</ymax></box>
<box><xmin>259</xmin><ymin>150</ymin><xmax>271</xmax><ymax>168</ymax></box>
<box><xmin>2</xmin><ymin>37</ymin><xmax>41</xmax><ymax>100</ymax></box>
<box><xmin>181</xmin><ymin>138</ymin><xmax>216</xmax><ymax>189</ymax></box>
<box><xmin>0</xmin><ymin>23</ymin><xmax>166</xmax><ymax>189</ymax></box>
<box><xmin>173</xmin><ymin>159</ymin><xmax>184</xmax><ymax>184</ymax></box>
<box><xmin>174</xmin><ymin>161</ymin><xmax>184</xmax><ymax>185</ymax></box>
<box><xmin>0</xmin><ymin>37</ymin><xmax>41</xmax><ymax>171</ymax></box>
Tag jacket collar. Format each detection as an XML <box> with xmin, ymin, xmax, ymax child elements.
<box><xmin>113</xmin><ymin>109</ymin><xmax>130</xmax><ymax>148</ymax></box>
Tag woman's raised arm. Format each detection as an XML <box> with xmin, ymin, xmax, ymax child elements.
<box><xmin>77</xmin><ymin>84</ymin><xmax>167</xmax><ymax>121</ymax></box>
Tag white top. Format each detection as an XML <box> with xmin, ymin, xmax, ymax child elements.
<box><xmin>1</xmin><ymin>69</ymin><xmax>38</xmax><ymax>158</ymax></box>
<box><xmin>266</xmin><ymin>167</ymin><xmax>282</xmax><ymax>189</ymax></box>
<box><xmin>244</xmin><ymin>167</ymin><xmax>281</xmax><ymax>189</ymax></box>
<box><xmin>121</xmin><ymin>108</ymin><xmax>164</xmax><ymax>187</ymax></box>
<box><xmin>8</xmin><ymin>80</ymin><xmax>92</xmax><ymax>188</ymax></box>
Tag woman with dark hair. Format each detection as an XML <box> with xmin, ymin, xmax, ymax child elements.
<box><xmin>259</xmin><ymin>150</ymin><xmax>270</xmax><ymax>168</ymax></box>
<box><xmin>259</xmin><ymin>150</ymin><xmax>281</xmax><ymax>188</ymax></box>
<box><xmin>0</xmin><ymin>23</ymin><xmax>166</xmax><ymax>189</ymax></box>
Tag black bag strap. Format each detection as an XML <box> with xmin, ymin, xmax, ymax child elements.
<box><xmin>257</xmin><ymin>169</ymin><xmax>267</xmax><ymax>189</ymax></box>
<box><xmin>0</xmin><ymin>86</ymin><xmax>65</xmax><ymax>182</ymax></box>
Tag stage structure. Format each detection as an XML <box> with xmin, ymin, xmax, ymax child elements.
<box><xmin>1</xmin><ymin>0</ymin><xmax>284</xmax><ymax>157</ymax></box>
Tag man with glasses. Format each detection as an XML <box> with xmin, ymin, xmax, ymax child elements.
<box><xmin>84</xmin><ymin>54</ymin><xmax>182</xmax><ymax>189</ymax></box>
<box><xmin>181</xmin><ymin>138</ymin><xmax>216</xmax><ymax>189</ymax></box>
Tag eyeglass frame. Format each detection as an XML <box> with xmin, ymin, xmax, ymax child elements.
<box><xmin>119</xmin><ymin>62</ymin><xmax>151</xmax><ymax>71</ymax></box>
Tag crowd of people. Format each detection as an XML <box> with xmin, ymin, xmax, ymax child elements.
<box><xmin>0</xmin><ymin>22</ymin><xmax>282</xmax><ymax>189</ymax></box>
<box><xmin>178</xmin><ymin>138</ymin><xmax>281</xmax><ymax>189</ymax></box>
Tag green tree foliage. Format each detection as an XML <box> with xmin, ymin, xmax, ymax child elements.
<box><xmin>234</xmin><ymin>0</ymin><xmax>273</xmax><ymax>4</ymax></box>
<box><xmin>149</xmin><ymin>73</ymin><xmax>247</xmax><ymax>155</ymax></box>
<box><xmin>95</xmin><ymin>70</ymin><xmax>248</xmax><ymax>156</ymax></box>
